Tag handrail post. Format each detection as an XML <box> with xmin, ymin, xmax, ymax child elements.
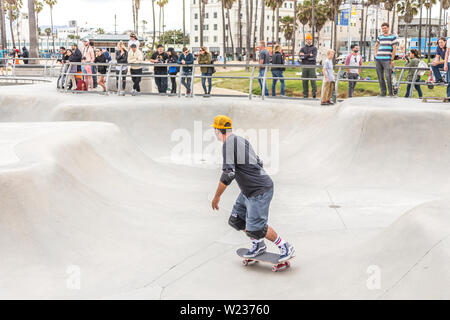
<box><xmin>334</xmin><ymin>66</ymin><xmax>341</xmax><ymax>103</ymax></box>
<box><xmin>105</xmin><ymin>63</ymin><xmax>112</xmax><ymax>95</ymax></box>
<box><xmin>190</xmin><ymin>65</ymin><xmax>195</xmax><ymax>97</ymax></box>
<box><xmin>118</xmin><ymin>66</ymin><xmax>123</xmax><ymax>96</ymax></box>
<box><xmin>261</xmin><ymin>65</ymin><xmax>268</xmax><ymax>100</ymax></box>
<box><xmin>409</xmin><ymin>68</ymin><xmax>419</xmax><ymax>98</ymax></box>
<box><xmin>248</xmin><ymin>66</ymin><xmax>256</xmax><ymax>100</ymax></box>
<box><xmin>177</xmin><ymin>66</ymin><xmax>182</xmax><ymax>98</ymax></box>
<box><xmin>65</xmin><ymin>62</ymin><xmax>72</xmax><ymax>92</ymax></box>
<box><xmin>396</xmin><ymin>68</ymin><xmax>405</xmax><ymax>97</ymax></box>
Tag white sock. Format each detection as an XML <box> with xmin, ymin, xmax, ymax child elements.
<box><xmin>273</xmin><ymin>236</ymin><xmax>286</xmax><ymax>248</ymax></box>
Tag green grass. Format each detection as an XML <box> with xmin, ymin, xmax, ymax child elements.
<box><xmin>212</xmin><ymin>60</ymin><xmax>448</xmax><ymax>99</ymax></box>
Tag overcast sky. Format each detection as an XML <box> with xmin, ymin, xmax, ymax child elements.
<box><xmin>37</xmin><ymin>0</ymin><xmax>190</xmax><ymax>32</ymax></box>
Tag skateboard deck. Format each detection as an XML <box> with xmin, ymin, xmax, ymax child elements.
<box><xmin>236</xmin><ymin>248</ymin><xmax>293</xmax><ymax>272</ymax></box>
<box><xmin>422</xmin><ymin>96</ymin><xmax>450</xmax><ymax>103</ymax></box>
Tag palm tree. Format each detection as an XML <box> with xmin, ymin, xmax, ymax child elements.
<box><xmin>297</xmin><ymin>0</ymin><xmax>311</xmax><ymax>45</ymax></box>
<box><xmin>397</xmin><ymin>0</ymin><xmax>419</xmax><ymax>51</ymax></box>
<box><xmin>35</xmin><ymin>0</ymin><xmax>43</xmax><ymax>40</ymax></box>
<box><xmin>44</xmin><ymin>26</ymin><xmax>50</xmax><ymax>51</ymax></box>
<box><xmin>27</xmin><ymin>0</ymin><xmax>38</xmax><ymax>61</ymax></box>
<box><xmin>157</xmin><ymin>0</ymin><xmax>168</xmax><ymax>45</ymax></box>
<box><xmin>327</xmin><ymin>0</ymin><xmax>343</xmax><ymax>53</ymax></box>
<box><xmin>96</xmin><ymin>28</ymin><xmax>105</xmax><ymax>35</ymax></box>
<box><xmin>292</xmin><ymin>0</ymin><xmax>297</xmax><ymax>62</ymax></box>
<box><xmin>152</xmin><ymin>0</ymin><xmax>156</xmax><ymax>48</ymax></box>
<box><xmin>280</xmin><ymin>15</ymin><xmax>294</xmax><ymax>58</ymax></box>
<box><xmin>221</xmin><ymin>0</ymin><xmax>227</xmax><ymax>63</ymax></box>
<box><xmin>259</xmin><ymin>0</ymin><xmax>265</xmax><ymax>41</ymax></box>
<box><xmin>252</xmin><ymin>0</ymin><xmax>258</xmax><ymax>61</ymax></box>
<box><xmin>223</xmin><ymin>0</ymin><xmax>235</xmax><ymax>59</ymax></box>
<box><xmin>198</xmin><ymin>0</ymin><xmax>208</xmax><ymax>47</ymax></box>
<box><xmin>0</xmin><ymin>0</ymin><xmax>7</xmax><ymax>49</ymax></box>
<box><xmin>134</xmin><ymin>0</ymin><xmax>141</xmax><ymax>35</ymax></box>
<box><xmin>5</xmin><ymin>0</ymin><xmax>22</xmax><ymax>49</ymax></box>
<box><xmin>43</xmin><ymin>0</ymin><xmax>57</xmax><ymax>56</ymax></box>
<box><xmin>424</xmin><ymin>0</ymin><xmax>436</xmax><ymax>62</ymax></box>
<box><xmin>141</xmin><ymin>19</ymin><xmax>148</xmax><ymax>35</ymax></box>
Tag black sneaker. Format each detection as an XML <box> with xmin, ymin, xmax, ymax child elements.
<box><xmin>243</xmin><ymin>241</ymin><xmax>267</xmax><ymax>258</ymax></box>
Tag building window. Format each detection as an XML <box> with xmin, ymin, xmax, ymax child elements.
<box><xmin>214</xmin><ymin>24</ymin><xmax>218</xmax><ymax>30</ymax></box>
<box><xmin>195</xmin><ymin>25</ymin><xmax>198</xmax><ymax>31</ymax></box>
<box><xmin>205</xmin><ymin>13</ymin><xmax>209</xmax><ymax>19</ymax></box>
<box><xmin>195</xmin><ymin>13</ymin><xmax>198</xmax><ymax>19</ymax></box>
<box><xmin>204</xmin><ymin>36</ymin><xmax>209</xmax><ymax>42</ymax></box>
<box><xmin>214</xmin><ymin>12</ymin><xmax>218</xmax><ymax>19</ymax></box>
<box><xmin>195</xmin><ymin>36</ymin><xmax>198</xmax><ymax>43</ymax></box>
<box><xmin>204</xmin><ymin>24</ymin><xmax>209</xmax><ymax>31</ymax></box>
<box><xmin>214</xmin><ymin>36</ymin><xmax>218</xmax><ymax>42</ymax></box>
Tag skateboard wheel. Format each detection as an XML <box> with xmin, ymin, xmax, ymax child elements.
<box><xmin>285</xmin><ymin>261</ymin><xmax>291</xmax><ymax>268</ymax></box>
<box><xmin>272</xmin><ymin>266</ymin><xmax>278</xmax><ymax>272</ymax></box>
<box><xmin>242</xmin><ymin>260</ymin><xmax>249</xmax><ymax>266</ymax></box>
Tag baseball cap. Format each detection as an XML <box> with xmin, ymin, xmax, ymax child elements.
<box><xmin>210</xmin><ymin>115</ymin><xmax>232</xmax><ymax>130</ymax></box>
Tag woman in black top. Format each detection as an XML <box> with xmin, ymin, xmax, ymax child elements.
<box><xmin>271</xmin><ymin>44</ymin><xmax>286</xmax><ymax>97</ymax></box>
<box><xmin>94</xmin><ymin>48</ymin><xmax>107</xmax><ymax>92</ymax></box>
<box><xmin>167</xmin><ymin>47</ymin><xmax>179</xmax><ymax>94</ymax></box>
<box><xmin>115</xmin><ymin>41</ymin><xmax>128</xmax><ymax>92</ymax></box>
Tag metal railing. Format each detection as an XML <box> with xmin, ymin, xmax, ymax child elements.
<box><xmin>0</xmin><ymin>57</ymin><xmax>59</xmax><ymax>81</ymax></box>
<box><xmin>4</xmin><ymin>58</ymin><xmax>446</xmax><ymax>100</ymax></box>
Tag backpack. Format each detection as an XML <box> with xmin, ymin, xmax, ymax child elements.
<box><xmin>417</xmin><ymin>60</ymin><xmax>427</xmax><ymax>76</ymax></box>
<box><xmin>76</xmin><ymin>79</ymin><xmax>88</xmax><ymax>91</ymax></box>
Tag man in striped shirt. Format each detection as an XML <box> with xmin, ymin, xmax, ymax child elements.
<box><xmin>374</xmin><ymin>23</ymin><xmax>398</xmax><ymax>97</ymax></box>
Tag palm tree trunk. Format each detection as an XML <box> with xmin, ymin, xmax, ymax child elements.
<box><xmin>132</xmin><ymin>1</ymin><xmax>136</xmax><ymax>32</ymax></box>
<box><xmin>363</xmin><ymin>5</ymin><xmax>369</xmax><ymax>61</ymax></box>
<box><xmin>359</xmin><ymin>4</ymin><xmax>364</xmax><ymax>56</ymax></box>
<box><xmin>438</xmin><ymin>0</ymin><xmax>442</xmax><ymax>36</ymax></box>
<box><xmin>292</xmin><ymin>0</ymin><xmax>296</xmax><ymax>63</ymax></box>
<box><xmin>253</xmin><ymin>0</ymin><xmax>258</xmax><ymax>61</ymax></box>
<box><xmin>50</xmin><ymin>7</ymin><xmax>55</xmax><ymax>56</ymax></box>
<box><xmin>152</xmin><ymin>0</ymin><xmax>156</xmax><ymax>48</ymax></box>
<box><xmin>0</xmin><ymin>0</ymin><xmax>7</xmax><ymax>49</ymax></box>
<box><xmin>9</xmin><ymin>10</ymin><xmax>15</xmax><ymax>48</ymax></box>
<box><xmin>227</xmin><ymin>9</ymin><xmax>235</xmax><ymax>60</ymax></box>
<box><xmin>199</xmin><ymin>0</ymin><xmax>203</xmax><ymax>47</ymax></box>
<box><xmin>183</xmin><ymin>0</ymin><xmax>186</xmax><ymax>46</ymax></box>
<box><xmin>238</xmin><ymin>0</ymin><xmax>242</xmax><ymax>56</ymax></box>
<box><xmin>311</xmin><ymin>0</ymin><xmax>315</xmax><ymax>45</ymax></box>
<box><xmin>27</xmin><ymin>0</ymin><xmax>39</xmax><ymax>61</ymax></box>
<box><xmin>259</xmin><ymin>0</ymin><xmax>265</xmax><ymax>42</ymax></box>
<box><xmin>418</xmin><ymin>4</ymin><xmax>422</xmax><ymax>55</ymax></box>
<box><xmin>221</xmin><ymin>0</ymin><xmax>226</xmax><ymax>64</ymax></box>
<box><xmin>391</xmin><ymin>6</ymin><xmax>396</xmax><ymax>32</ymax></box>
<box><xmin>271</xmin><ymin>8</ymin><xmax>275</xmax><ymax>51</ymax></box>
<box><xmin>427</xmin><ymin>5</ymin><xmax>431</xmax><ymax>63</ymax></box>
<box><xmin>245</xmin><ymin>0</ymin><xmax>251</xmax><ymax>63</ymax></box>
<box><xmin>405</xmin><ymin>21</ymin><xmax>408</xmax><ymax>51</ymax></box>
<box><xmin>159</xmin><ymin>5</ymin><xmax>162</xmax><ymax>43</ymax></box>
<box><xmin>334</xmin><ymin>8</ymin><xmax>339</xmax><ymax>53</ymax></box>
<box><xmin>275</xmin><ymin>7</ymin><xmax>279</xmax><ymax>44</ymax></box>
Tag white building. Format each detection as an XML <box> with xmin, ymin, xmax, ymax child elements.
<box><xmin>190</xmin><ymin>0</ymin><xmax>296</xmax><ymax>56</ymax></box>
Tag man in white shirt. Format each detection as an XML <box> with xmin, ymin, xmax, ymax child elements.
<box><xmin>345</xmin><ymin>44</ymin><xmax>362</xmax><ymax>98</ymax></box>
<box><xmin>128</xmin><ymin>44</ymin><xmax>144</xmax><ymax>95</ymax></box>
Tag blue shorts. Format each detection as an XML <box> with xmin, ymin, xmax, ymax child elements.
<box><xmin>230</xmin><ymin>187</ymin><xmax>273</xmax><ymax>231</ymax></box>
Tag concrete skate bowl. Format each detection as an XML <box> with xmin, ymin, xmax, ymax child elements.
<box><xmin>0</xmin><ymin>83</ymin><xmax>449</xmax><ymax>299</ymax></box>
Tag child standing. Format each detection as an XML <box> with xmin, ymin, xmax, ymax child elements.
<box><xmin>321</xmin><ymin>49</ymin><xmax>335</xmax><ymax>106</ymax></box>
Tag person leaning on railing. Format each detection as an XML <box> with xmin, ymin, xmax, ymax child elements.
<box><xmin>271</xmin><ymin>44</ymin><xmax>286</xmax><ymax>97</ymax></box>
<box><xmin>431</xmin><ymin>37</ymin><xmax>447</xmax><ymax>84</ymax></box>
<box><xmin>198</xmin><ymin>46</ymin><xmax>213</xmax><ymax>96</ymax></box>
<box><xmin>344</xmin><ymin>45</ymin><xmax>362</xmax><ymax>98</ymax></box>
<box><xmin>403</xmin><ymin>49</ymin><xmax>423</xmax><ymax>99</ymax></box>
<box><xmin>150</xmin><ymin>44</ymin><xmax>169</xmax><ymax>94</ymax></box>
<box><xmin>115</xmin><ymin>41</ymin><xmax>128</xmax><ymax>93</ymax></box>
<box><xmin>178</xmin><ymin>47</ymin><xmax>194</xmax><ymax>95</ymax></box>
<box><xmin>257</xmin><ymin>41</ymin><xmax>270</xmax><ymax>97</ymax></box>
<box><xmin>94</xmin><ymin>48</ymin><xmax>107</xmax><ymax>92</ymax></box>
<box><xmin>167</xmin><ymin>48</ymin><xmax>179</xmax><ymax>94</ymax></box>
<box><xmin>128</xmin><ymin>44</ymin><xmax>144</xmax><ymax>95</ymax></box>
<box><xmin>299</xmin><ymin>33</ymin><xmax>318</xmax><ymax>99</ymax></box>
<box><xmin>374</xmin><ymin>22</ymin><xmax>398</xmax><ymax>97</ymax></box>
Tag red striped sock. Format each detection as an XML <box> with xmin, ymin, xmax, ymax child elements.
<box><xmin>274</xmin><ymin>236</ymin><xmax>286</xmax><ymax>248</ymax></box>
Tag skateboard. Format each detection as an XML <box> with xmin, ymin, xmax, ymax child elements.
<box><xmin>422</xmin><ymin>96</ymin><xmax>450</xmax><ymax>103</ymax></box>
<box><xmin>236</xmin><ymin>248</ymin><xmax>293</xmax><ymax>272</ymax></box>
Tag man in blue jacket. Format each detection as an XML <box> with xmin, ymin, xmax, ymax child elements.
<box><xmin>178</xmin><ymin>47</ymin><xmax>194</xmax><ymax>96</ymax></box>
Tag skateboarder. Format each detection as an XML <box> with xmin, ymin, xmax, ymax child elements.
<box><xmin>210</xmin><ymin>115</ymin><xmax>294</xmax><ymax>262</ymax></box>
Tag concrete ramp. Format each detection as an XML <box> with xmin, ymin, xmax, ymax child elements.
<box><xmin>0</xmin><ymin>83</ymin><xmax>449</xmax><ymax>299</ymax></box>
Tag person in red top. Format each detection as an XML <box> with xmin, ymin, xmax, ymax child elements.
<box><xmin>344</xmin><ymin>45</ymin><xmax>363</xmax><ymax>98</ymax></box>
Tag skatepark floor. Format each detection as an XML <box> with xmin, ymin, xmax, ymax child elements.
<box><xmin>0</xmin><ymin>83</ymin><xmax>449</xmax><ymax>299</ymax></box>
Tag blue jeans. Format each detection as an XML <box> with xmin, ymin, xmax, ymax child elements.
<box><xmin>201</xmin><ymin>72</ymin><xmax>212</xmax><ymax>94</ymax></box>
<box><xmin>231</xmin><ymin>187</ymin><xmax>273</xmax><ymax>232</ymax></box>
<box><xmin>431</xmin><ymin>62</ymin><xmax>445</xmax><ymax>82</ymax></box>
<box><xmin>405</xmin><ymin>76</ymin><xmax>423</xmax><ymax>98</ymax></box>
<box><xmin>181</xmin><ymin>71</ymin><xmax>192</xmax><ymax>92</ymax></box>
<box><xmin>271</xmin><ymin>69</ymin><xmax>285</xmax><ymax>96</ymax></box>
<box><xmin>258</xmin><ymin>69</ymin><xmax>269</xmax><ymax>96</ymax></box>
